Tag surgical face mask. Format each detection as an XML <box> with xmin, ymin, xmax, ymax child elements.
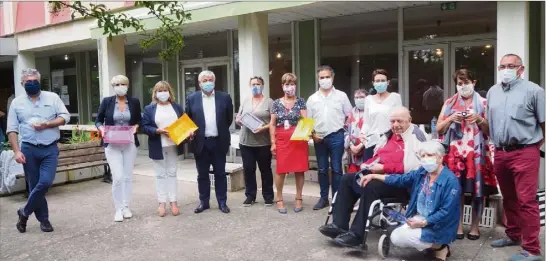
<box><xmin>114</xmin><ymin>85</ymin><xmax>128</xmax><ymax>96</ymax></box>
<box><xmin>201</xmin><ymin>82</ymin><xmax>215</xmax><ymax>92</ymax></box>
<box><xmin>354</xmin><ymin>98</ymin><xmax>365</xmax><ymax>110</ymax></box>
<box><xmin>456</xmin><ymin>84</ymin><xmax>474</xmax><ymax>98</ymax></box>
<box><xmin>500</xmin><ymin>69</ymin><xmax>518</xmax><ymax>84</ymax></box>
<box><xmin>251</xmin><ymin>85</ymin><xmax>263</xmax><ymax>96</ymax></box>
<box><xmin>421</xmin><ymin>157</ymin><xmax>439</xmax><ymax>173</ymax></box>
<box><xmin>24</xmin><ymin>80</ymin><xmax>41</xmax><ymax>96</ymax></box>
<box><xmin>156</xmin><ymin>91</ymin><xmax>170</xmax><ymax>102</ymax></box>
<box><xmin>283</xmin><ymin>85</ymin><xmax>296</xmax><ymax>96</ymax></box>
<box><xmin>319</xmin><ymin>78</ymin><xmax>333</xmax><ymax>90</ymax></box>
<box><xmin>373</xmin><ymin>82</ymin><xmax>388</xmax><ymax>93</ymax></box>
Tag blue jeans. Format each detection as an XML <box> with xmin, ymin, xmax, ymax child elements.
<box><xmin>21</xmin><ymin>142</ymin><xmax>58</xmax><ymax>222</ymax></box>
<box><xmin>314</xmin><ymin>129</ymin><xmax>345</xmax><ymax>200</ymax></box>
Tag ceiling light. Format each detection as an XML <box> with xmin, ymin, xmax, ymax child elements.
<box><xmin>145</xmin><ymin>74</ymin><xmax>161</xmax><ymax>78</ymax></box>
<box><xmin>435</xmin><ymin>49</ymin><xmax>443</xmax><ymax>56</ymax></box>
<box><xmin>276</xmin><ymin>52</ymin><xmax>282</xmax><ymax>59</ymax></box>
<box><xmin>357</xmin><ymin>60</ymin><xmax>360</xmax><ymax>63</ymax></box>
<box><xmin>485</xmin><ymin>45</ymin><xmax>492</xmax><ymax>49</ymax></box>
<box><xmin>64</xmin><ymin>55</ymin><xmax>69</xmax><ymax>60</ymax></box>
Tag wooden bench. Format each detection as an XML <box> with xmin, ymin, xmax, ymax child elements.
<box><xmin>209</xmin><ymin>163</ymin><xmax>244</xmax><ymax>192</ymax></box>
<box><xmin>16</xmin><ymin>141</ymin><xmax>110</xmax><ymax>182</ymax></box>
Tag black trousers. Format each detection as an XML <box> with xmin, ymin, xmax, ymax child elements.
<box><xmin>239</xmin><ymin>144</ymin><xmax>274</xmax><ymax>201</ymax></box>
<box><xmin>332</xmin><ymin>173</ymin><xmax>409</xmax><ymax>238</ymax></box>
<box><xmin>195</xmin><ymin>138</ymin><xmax>227</xmax><ymax>205</ymax></box>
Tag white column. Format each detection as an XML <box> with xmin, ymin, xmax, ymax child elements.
<box><xmin>497</xmin><ymin>2</ymin><xmax>530</xmax><ymax>79</ymax></box>
<box><xmin>13</xmin><ymin>52</ymin><xmax>36</xmax><ymax>97</ymax></box>
<box><xmin>237</xmin><ymin>12</ymin><xmax>269</xmax><ymax>104</ymax></box>
<box><xmin>97</xmin><ymin>36</ymin><xmax>126</xmax><ymax>98</ymax></box>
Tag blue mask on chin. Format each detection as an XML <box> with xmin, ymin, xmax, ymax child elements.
<box><xmin>24</xmin><ymin>80</ymin><xmax>41</xmax><ymax>95</ymax></box>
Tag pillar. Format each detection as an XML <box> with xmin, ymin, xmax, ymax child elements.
<box><xmin>237</xmin><ymin>12</ymin><xmax>269</xmax><ymax>104</ymax></box>
<box><xmin>296</xmin><ymin>19</ymin><xmax>318</xmax><ymax>100</ymax></box>
<box><xmin>97</xmin><ymin>36</ymin><xmax>126</xmax><ymax>99</ymax></box>
<box><xmin>497</xmin><ymin>2</ymin><xmax>529</xmax><ymax>79</ymax></box>
<box><xmin>13</xmin><ymin>52</ymin><xmax>35</xmax><ymax>97</ymax></box>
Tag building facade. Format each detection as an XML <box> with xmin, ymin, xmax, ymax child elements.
<box><xmin>0</xmin><ymin>1</ymin><xmax>544</xmax><ymax>126</ymax></box>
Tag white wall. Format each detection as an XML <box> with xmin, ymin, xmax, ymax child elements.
<box><xmin>496</xmin><ymin>2</ymin><xmax>529</xmax><ymax>79</ymax></box>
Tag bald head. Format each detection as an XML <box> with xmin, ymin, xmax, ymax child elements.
<box><xmin>390</xmin><ymin>106</ymin><xmax>412</xmax><ymax>134</ymax></box>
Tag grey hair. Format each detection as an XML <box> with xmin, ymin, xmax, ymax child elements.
<box><xmin>198</xmin><ymin>70</ymin><xmax>215</xmax><ymax>82</ymax></box>
<box><xmin>390</xmin><ymin>106</ymin><xmax>411</xmax><ymax>119</ymax></box>
<box><xmin>317</xmin><ymin>65</ymin><xmax>335</xmax><ymax>76</ymax></box>
<box><xmin>21</xmin><ymin>68</ymin><xmax>41</xmax><ymax>83</ymax></box>
<box><xmin>502</xmin><ymin>53</ymin><xmax>523</xmax><ymax>65</ymax></box>
<box><xmin>419</xmin><ymin>141</ymin><xmax>446</xmax><ymax>157</ymax></box>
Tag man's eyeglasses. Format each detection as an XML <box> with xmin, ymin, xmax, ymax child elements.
<box><xmin>498</xmin><ymin>64</ymin><xmax>521</xmax><ymax>70</ymax></box>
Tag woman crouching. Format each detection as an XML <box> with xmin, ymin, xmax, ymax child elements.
<box><xmin>359</xmin><ymin>141</ymin><xmax>461</xmax><ymax>261</ymax></box>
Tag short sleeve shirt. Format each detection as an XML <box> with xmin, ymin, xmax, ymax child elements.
<box><xmin>271</xmin><ymin>97</ymin><xmax>306</xmax><ymax>127</ymax></box>
<box><xmin>486</xmin><ymin>79</ymin><xmax>545</xmax><ymax>146</ymax></box>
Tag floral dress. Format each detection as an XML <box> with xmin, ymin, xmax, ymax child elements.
<box><xmin>440</xmin><ymin>93</ymin><xmax>497</xmax><ymax>216</ymax></box>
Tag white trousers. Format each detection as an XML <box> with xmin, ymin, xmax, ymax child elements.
<box><xmin>390</xmin><ymin>224</ymin><xmax>434</xmax><ymax>252</ymax></box>
<box><xmin>153</xmin><ymin>146</ymin><xmax>178</xmax><ymax>203</ymax></box>
<box><xmin>105</xmin><ymin>143</ymin><xmax>137</xmax><ymax>210</ymax></box>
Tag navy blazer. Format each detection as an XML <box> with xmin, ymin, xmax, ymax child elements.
<box><xmin>95</xmin><ymin>95</ymin><xmax>142</xmax><ymax>147</ymax></box>
<box><xmin>142</xmin><ymin>102</ymin><xmax>185</xmax><ymax>160</ymax></box>
<box><xmin>185</xmin><ymin>91</ymin><xmax>233</xmax><ymax>155</ymax></box>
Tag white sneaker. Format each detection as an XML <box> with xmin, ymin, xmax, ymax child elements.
<box><xmin>122</xmin><ymin>208</ymin><xmax>133</xmax><ymax>219</ymax></box>
<box><xmin>114</xmin><ymin>210</ymin><xmax>123</xmax><ymax>222</ymax></box>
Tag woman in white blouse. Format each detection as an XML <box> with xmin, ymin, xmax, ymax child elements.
<box><xmin>142</xmin><ymin>81</ymin><xmax>185</xmax><ymax>217</ymax></box>
<box><xmin>360</xmin><ymin>69</ymin><xmax>402</xmax><ymax>161</ymax></box>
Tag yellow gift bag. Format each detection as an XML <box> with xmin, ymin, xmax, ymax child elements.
<box><xmin>166</xmin><ymin>113</ymin><xmax>199</xmax><ymax>145</ymax></box>
<box><xmin>290</xmin><ymin>118</ymin><xmax>315</xmax><ymax>141</ymax></box>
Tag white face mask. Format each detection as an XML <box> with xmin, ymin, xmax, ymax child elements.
<box><xmin>114</xmin><ymin>85</ymin><xmax>128</xmax><ymax>96</ymax></box>
<box><xmin>456</xmin><ymin>84</ymin><xmax>474</xmax><ymax>98</ymax></box>
<box><xmin>421</xmin><ymin>157</ymin><xmax>439</xmax><ymax>173</ymax></box>
<box><xmin>500</xmin><ymin>69</ymin><xmax>518</xmax><ymax>84</ymax></box>
<box><xmin>319</xmin><ymin>78</ymin><xmax>333</xmax><ymax>90</ymax></box>
<box><xmin>156</xmin><ymin>91</ymin><xmax>170</xmax><ymax>102</ymax></box>
<box><xmin>354</xmin><ymin>98</ymin><xmax>365</xmax><ymax>110</ymax></box>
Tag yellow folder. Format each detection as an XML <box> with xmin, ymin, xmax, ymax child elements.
<box><xmin>290</xmin><ymin>118</ymin><xmax>315</xmax><ymax>141</ymax></box>
<box><xmin>166</xmin><ymin>113</ymin><xmax>199</xmax><ymax>145</ymax></box>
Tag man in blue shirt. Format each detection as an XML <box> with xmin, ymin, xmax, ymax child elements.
<box><xmin>6</xmin><ymin>68</ymin><xmax>70</xmax><ymax>233</ymax></box>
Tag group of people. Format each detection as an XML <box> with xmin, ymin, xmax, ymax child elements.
<box><xmin>5</xmin><ymin>53</ymin><xmax>544</xmax><ymax>261</ymax></box>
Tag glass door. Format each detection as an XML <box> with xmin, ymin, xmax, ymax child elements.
<box><xmin>449</xmin><ymin>41</ymin><xmax>496</xmax><ymax>98</ymax></box>
<box><xmin>403</xmin><ymin>44</ymin><xmax>449</xmax><ymax>126</ymax></box>
<box><xmin>181</xmin><ymin>65</ymin><xmax>203</xmax><ymax>159</ymax></box>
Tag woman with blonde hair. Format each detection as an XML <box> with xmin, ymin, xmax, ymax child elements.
<box><xmin>270</xmin><ymin>73</ymin><xmax>308</xmax><ymax>214</ymax></box>
<box><xmin>142</xmin><ymin>81</ymin><xmax>185</xmax><ymax>217</ymax></box>
<box><xmin>96</xmin><ymin>75</ymin><xmax>142</xmax><ymax>222</ymax></box>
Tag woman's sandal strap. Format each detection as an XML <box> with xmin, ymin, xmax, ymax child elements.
<box><xmin>295</xmin><ymin>198</ymin><xmax>303</xmax><ymax>201</ymax></box>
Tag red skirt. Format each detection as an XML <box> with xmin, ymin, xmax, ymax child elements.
<box><xmin>275</xmin><ymin>126</ymin><xmax>309</xmax><ymax>174</ymax></box>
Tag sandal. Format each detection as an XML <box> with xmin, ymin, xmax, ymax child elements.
<box><xmin>294</xmin><ymin>198</ymin><xmax>303</xmax><ymax>213</ymax></box>
<box><xmin>456</xmin><ymin>233</ymin><xmax>464</xmax><ymax>240</ymax></box>
<box><xmin>170</xmin><ymin>202</ymin><xmax>180</xmax><ymax>216</ymax></box>
<box><xmin>158</xmin><ymin>203</ymin><xmax>166</xmax><ymax>217</ymax></box>
<box><xmin>467</xmin><ymin>233</ymin><xmax>480</xmax><ymax>240</ymax></box>
<box><xmin>431</xmin><ymin>244</ymin><xmax>451</xmax><ymax>261</ymax></box>
<box><xmin>276</xmin><ymin>200</ymin><xmax>287</xmax><ymax>214</ymax></box>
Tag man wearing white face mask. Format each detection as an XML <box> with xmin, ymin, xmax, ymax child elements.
<box><xmin>95</xmin><ymin>75</ymin><xmax>142</xmax><ymax>222</ymax></box>
<box><xmin>307</xmin><ymin>65</ymin><xmax>353</xmax><ymax>210</ymax></box>
<box><xmin>486</xmin><ymin>54</ymin><xmax>545</xmax><ymax>261</ymax></box>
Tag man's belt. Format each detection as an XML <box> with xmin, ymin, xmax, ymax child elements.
<box><xmin>22</xmin><ymin>141</ymin><xmax>57</xmax><ymax>148</ymax></box>
<box><xmin>496</xmin><ymin>143</ymin><xmax>537</xmax><ymax>152</ymax></box>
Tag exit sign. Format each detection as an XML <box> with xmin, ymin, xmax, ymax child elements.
<box><xmin>441</xmin><ymin>2</ymin><xmax>457</xmax><ymax>11</ymax></box>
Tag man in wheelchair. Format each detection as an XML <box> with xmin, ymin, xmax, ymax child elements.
<box><xmin>319</xmin><ymin>106</ymin><xmax>427</xmax><ymax>248</ymax></box>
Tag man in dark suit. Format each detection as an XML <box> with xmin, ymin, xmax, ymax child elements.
<box><xmin>186</xmin><ymin>70</ymin><xmax>234</xmax><ymax>214</ymax></box>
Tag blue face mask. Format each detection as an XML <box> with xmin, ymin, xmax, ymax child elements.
<box><xmin>201</xmin><ymin>82</ymin><xmax>215</xmax><ymax>93</ymax></box>
<box><xmin>24</xmin><ymin>80</ymin><xmax>41</xmax><ymax>96</ymax></box>
<box><xmin>252</xmin><ymin>85</ymin><xmax>263</xmax><ymax>95</ymax></box>
<box><xmin>373</xmin><ymin>82</ymin><xmax>388</xmax><ymax>93</ymax></box>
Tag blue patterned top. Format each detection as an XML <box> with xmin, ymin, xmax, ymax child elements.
<box><xmin>271</xmin><ymin>97</ymin><xmax>306</xmax><ymax>127</ymax></box>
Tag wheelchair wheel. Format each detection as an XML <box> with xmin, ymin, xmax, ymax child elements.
<box><xmin>378</xmin><ymin>234</ymin><xmax>390</xmax><ymax>258</ymax></box>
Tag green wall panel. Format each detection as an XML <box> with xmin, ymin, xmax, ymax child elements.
<box><xmin>298</xmin><ymin>20</ymin><xmax>316</xmax><ymax>100</ymax></box>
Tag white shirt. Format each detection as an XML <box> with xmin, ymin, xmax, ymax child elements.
<box><xmin>202</xmin><ymin>91</ymin><xmax>218</xmax><ymax>137</ymax></box>
<box><xmin>306</xmin><ymin>87</ymin><xmax>352</xmax><ymax>137</ymax></box>
<box><xmin>154</xmin><ymin>103</ymin><xmax>178</xmax><ymax>147</ymax></box>
<box><xmin>361</xmin><ymin>92</ymin><xmax>402</xmax><ymax>147</ymax></box>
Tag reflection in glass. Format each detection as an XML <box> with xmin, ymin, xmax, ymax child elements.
<box><xmin>90</xmin><ymin>51</ymin><xmax>100</xmax><ymax>120</ymax></box>
<box><xmin>183</xmin><ymin>67</ymin><xmax>202</xmax><ymax>101</ymax></box>
<box><xmin>208</xmin><ymin>65</ymin><xmax>228</xmax><ymax>93</ymax></box>
<box><xmin>454</xmin><ymin>44</ymin><xmax>495</xmax><ymax>97</ymax></box>
<box><xmin>50</xmin><ymin>54</ymin><xmax>78</xmax><ymax>123</ymax></box>
<box><xmin>408</xmin><ymin>48</ymin><xmax>445</xmax><ymax>125</ymax></box>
